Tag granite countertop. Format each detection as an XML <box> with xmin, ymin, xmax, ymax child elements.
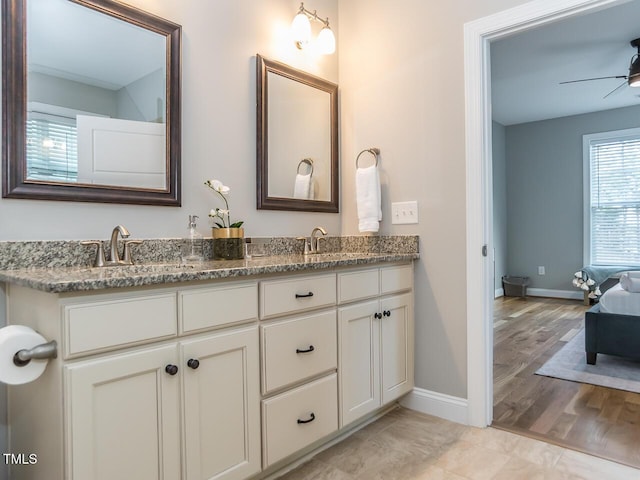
<box><xmin>0</xmin><ymin>251</ymin><xmax>419</xmax><ymax>293</ymax></box>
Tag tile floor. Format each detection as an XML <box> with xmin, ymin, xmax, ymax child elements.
<box><xmin>277</xmin><ymin>407</ymin><xmax>640</xmax><ymax>479</ymax></box>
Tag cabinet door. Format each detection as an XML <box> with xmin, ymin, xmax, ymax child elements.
<box><xmin>181</xmin><ymin>326</ymin><xmax>261</xmax><ymax>480</ymax></box>
<box><xmin>338</xmin><ymin>300</ymin><xmax>380</xmax><ymax>427</ymax></box>
<box><xmin>380</xmin><ymin>293</ymin><xmax>414</xmax><ymax>404</ymax></box>
<box><xmin>65</xmin><ymin>344</ymin><xmax>181</xmax><ymax>480</ymax></box>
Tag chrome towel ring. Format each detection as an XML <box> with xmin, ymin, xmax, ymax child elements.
<box><xmin>297</xmin><ymin>158</ymin><xmax>314</xmax><ymax>175</ymax></box>
<box><xmin>356</xmin><ymin>148</ymin><xmax>380</xmax><ymax>168</ymax></box>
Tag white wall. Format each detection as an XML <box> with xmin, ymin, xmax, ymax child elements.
<box><xmin>1</xmin><ymin>0</ymin><xmax>339</xmax><ymax>241</ymax></box>
<box><xmin>338</xmin><ymin>0</ymin><xmax>530</xmax><ymax>398</ymax></box>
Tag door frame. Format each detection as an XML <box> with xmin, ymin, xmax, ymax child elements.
<box><xmin>464</xmin><ymin>0</ymin><xmax>629</xmax><ymax>427</ymax></box>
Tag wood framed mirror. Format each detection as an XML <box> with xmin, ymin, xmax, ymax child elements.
<box><xmin>2</xmin><ymin>0</ymin><xmax>181</xmax><ymax>205</ymax></box>
<box><xmin>257</xmin><ymin>55</ymin><xmax>339</xmax><ymax>213</ymax></box>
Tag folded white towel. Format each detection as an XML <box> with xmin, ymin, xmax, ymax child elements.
<box><xmin>293</xmin><ymin>173</ymin><xmax>312</xmax><ymax>199</ymax></box>
<box><xmin>619</xmin><ymin>272</ymin><xmax>640</xmax><ymax>293</ymax></box>
<box><xmin>356</xmin><ymin>165</ymin><xmax>381</xmax><ymax>233</ymax></box>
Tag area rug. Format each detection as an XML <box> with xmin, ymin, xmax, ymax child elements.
<box><xmin>535</xmin><ymin>329</ymin><xmax>640</xmax><ymax>393</ymax></box>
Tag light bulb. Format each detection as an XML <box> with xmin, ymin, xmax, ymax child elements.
<box><xmin>291</xmin><ymin>12</ymin><xmax>311</xmax><ymax>49</ymax></box>
<box><xmin>316</xmin><ymin>26</ymin><xmax>336</xmax><ymax>55</ymax></box>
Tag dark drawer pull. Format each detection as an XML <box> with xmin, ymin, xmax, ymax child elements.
<box><xmin>297</xmin><ymin>412</ymin><xmax>316</xmax><ymax>424</ymax></box>
<box><xmin>296</xmin><ymin>345</ymin><xmax>315</xmax><ymax>354</ymax></box>
<box><xmin>295</xmin><ymin>292</ymin><xmax>314</xmax><ymax>298</ymax></box>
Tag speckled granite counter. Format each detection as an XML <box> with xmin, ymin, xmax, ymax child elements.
<box><xmin>0</xmin><ymin>235</ymin><xmax>419</xmax><ymax>293</ymax></box>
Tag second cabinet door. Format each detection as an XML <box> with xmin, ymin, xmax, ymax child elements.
<box><xmin>338</xmin><ymin>299</ymin><xmax>381</xmax><ymax>427</ymax></box>
<box><xmin>181</xmin><ymin>326</ymin><xmax>261</xmax><ymax>480</ymax></box>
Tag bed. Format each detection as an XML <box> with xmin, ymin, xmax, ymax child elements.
<box><xmin>585</xmin><ymin>280</ymin><xmax>640</xmax><ymax>365</ymax></box>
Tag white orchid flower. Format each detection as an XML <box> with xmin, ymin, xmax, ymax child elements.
<box><xmin>572</xmin><ymin>278</ymin><xmax>581</xmax><ymax>287</ymax></box>
<box><xmin>586</xmin><ymin>279</ymin><xmax>595</xmax><ymax>286</ymax></box>
<box><xmin>217</xmin><ymin>209</ymin><xmax>230</xmax><ymax>216</ymax></box>
<box><xmin>574</xmin><ymin>271</ymin><xmax>583</xmax><ymax>278</ymax></box>
<box><xmin>210</xmin><ymin>179</ymin><xmax>230</xmax><ymax>195</ymax></box>
<box><xmin>580</xmin><ymin>283</ymin><xmax>590</xmax><ymax>291</ymax></box>
<box><xmin>594</xmin><ymin>287</ymin><xmax>602</xmax><ymax>296</ymax></box>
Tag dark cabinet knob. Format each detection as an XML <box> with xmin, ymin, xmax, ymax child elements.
<box><xmin>165</xmin><ymin>364</ymin><xmax>178</xmax><ymax>376</ymax></box>
<box><xmin>383</xmin><ymin>310</ymin><xmax>391</xmax><ymax>317</ymax></box>
<box><xmin>374</xmin><ymin>312</ymin><xmax>382</xmax><ymax>319</ymax></box>
<box><xmin>187</xmin><ymin>358</ymin><xmax>200</xmax><ymax>369</ymax></box>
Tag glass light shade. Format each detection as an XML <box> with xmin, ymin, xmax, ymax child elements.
<box><xmin>291</xmin><ymin>13</ymin><xmax>311</xmax><ymax>49</ymax></box>
<box><xmin>316</xmin><ymin>26</ymin><xmax>336</xmax><ymax>55</ymax></box>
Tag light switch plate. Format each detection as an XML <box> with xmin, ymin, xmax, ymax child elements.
<box><xmin>391</xmin><ymin>201</ymin><xmax>419</xmax><ymax>224</ymax></box>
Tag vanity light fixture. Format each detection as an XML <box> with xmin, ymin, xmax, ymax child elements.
<box><xmin>290</xmin><ymin>2</ymin><xmax>336</xmax><ymax>55</ymax></box>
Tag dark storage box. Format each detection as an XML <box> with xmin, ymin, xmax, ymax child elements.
<box><xmin>502</xmin><ymin>276</ymin><xmax>530</xmax><ymax>297</ymax></box>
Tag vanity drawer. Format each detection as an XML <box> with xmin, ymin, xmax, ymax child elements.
<box><xmin>380</xmin><ymin>264</ymin><xmax>413</xmax><ymax>295</ymax></box>
<box><xmin>260</xmin><ymin>274</ymin><xmax>336</xmax><ymax>319</ymax></box>
<box><xmin>338</xmin><ymin>268</ymin><xmax>379</xmax><ymax>304</ymax></box>
<box><xmin>64</xmin><ymin>293</ymin><xmax>177</xmax><ymax>357</ymax></box>
<box><xmin>261</xmin><ymin>373</ymin><xmax>338</xmax><ymax>468</ymax></box>
<box><xmin>179</xmin><ymin>282</ymin><xmax>258</xmax><ymax>334</ymax></box>
<box><xmin>261</xmin><ymin>310</ymin><xmax>337</xmax><ymax>394</ymax></box>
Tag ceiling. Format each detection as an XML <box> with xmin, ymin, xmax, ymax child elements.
<box><xmin>491</xmin><ymin>0</ymin><xmax>640</xmax><ymax>126</ymax></box>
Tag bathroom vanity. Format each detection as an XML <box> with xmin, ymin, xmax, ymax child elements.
<box><xmin>1</xmin><ymin>247</ymin><xmax>416</xmax><ymax>480</ymax></box>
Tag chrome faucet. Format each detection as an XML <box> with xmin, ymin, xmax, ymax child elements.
<box><xmin>108</xmin><ymin>225</ymin><xmax>130</xmax><ymax>265</ymax></box>
<box><xmin>82</xmin><ymin>225</ymin><xmax>141</xmax><ymax>267</ymax></box>
<box><xmin>310</xmin><ymin>226</ymin><xmax>327</xmax><ymax>253</ymax></box>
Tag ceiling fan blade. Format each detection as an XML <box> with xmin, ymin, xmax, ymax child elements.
<box><xmin>603</xmin><ymin>80</ymin><xmax>629</xmax><ymax>99</ymax></box>
<box><xmin>559</xmin><ymin>75</ymin><xmax>627</xmax><ymax>85</ymax></box>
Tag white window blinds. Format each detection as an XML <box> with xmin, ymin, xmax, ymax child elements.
<box><xmin>588</xmin><ymin>131</ymin><xmax>640</xmax><ymax>266</ymax></box>
<box><xmin>26</xmin><ymin>111</ymin><xmax>78</xmax><ymax>182</ymax></box>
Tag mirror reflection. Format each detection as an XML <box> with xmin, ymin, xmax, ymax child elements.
<box><xmin>267</xmin><ymin>71</ymin><xmax>331</xmax><ymax>201</ymax></box>
<box><xmin>27</xmin><ymin>0</ymin><xmax>167</xmax><ymax>189</ymax></box>
<box><xmin>257</xmin><ymin>55</ymin><xmax>339</xmax><ymax>213</ymax></box>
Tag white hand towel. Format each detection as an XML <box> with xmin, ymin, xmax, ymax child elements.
<box><xmin>356</xmin><ymin>165</ymin><xmax>382</xmax><ymax>233</ymax></box>
<box><xmin>620</xmin><ymin>272</ymin><xmax>640</xmax><ymax>292</ymax></box>
<box><xmin>293</xmin><ymin>173</ymin><xmax>312</xmax><ymax>199</ymax></box>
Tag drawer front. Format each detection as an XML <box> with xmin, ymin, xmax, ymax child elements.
<box><xmin>338</xmin><ymin>268</ymin><xmax>379</xmax><ymax>304</ymax></box>
<box><xmin>380</xmin><ymin>264</ymin><xmax>413</xmax><ymax>295</ymax></box>
<box><xmin>262</xmin><ymin>373</ymin><xmax>338</xmax><ymax>468</ymax></box>
<box><xmin>179</xmin><ymin>282</ymin><xmax>258</xmax><ymax>334</ymax></box>
<box><xmin>64</xmin><ymin>293</ymin><xmax>177</xmax><ymax>357</ymax></box>
<box><xmin>261</xmin><ymin>310</ymin><xmax>337</xmax><ymax>394</ymax></box>
<box><xmin>260</xmin><ymin>274</ymin><xmax>336</xmax><ymax>319</ymax></box>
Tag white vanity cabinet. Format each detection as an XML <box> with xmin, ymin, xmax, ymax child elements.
<box><xmin>338</xmin><ymin>264</ymin><xmax>414</xmax><ymax>427</ymax></box>
<box><xmin>6</xmin><ymin>260</ymin><xmax>414</xmax><ymax>480</ymax></box>
<box><xmin>7</xmin><ymin>281</ymin><xmax>261</xmax><ymax>480</ymax></box>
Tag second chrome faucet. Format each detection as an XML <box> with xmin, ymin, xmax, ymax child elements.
<box><xmin>297</xmin><ymin>226</ymin><xmax>328</xmax><ymax>255</ymax></box>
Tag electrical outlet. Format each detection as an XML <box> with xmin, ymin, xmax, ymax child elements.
<box><xmin>391</xmin><ymin>201</ymin><xmax>419</xmax><ymax>225</ymax></box>
<box><xmin>538</xmin><ymin>266</ymin><xmax>545</xmax><ymax>275</ymax></box>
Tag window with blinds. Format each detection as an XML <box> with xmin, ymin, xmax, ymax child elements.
<box><xmin>585</xmin><ymin>128</ymin><xmax>640</xmax><ymax>266</ymax></box>
<box><xmin>26</xmin><ymin>111</ymin><xmax>78</xmax><ymax>182</ymax></box>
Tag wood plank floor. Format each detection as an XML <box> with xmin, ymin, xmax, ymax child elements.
<box><xmin>492</xmin><ymin>295</ymin><xmax>640</xmax><ymax>469</ymax></box>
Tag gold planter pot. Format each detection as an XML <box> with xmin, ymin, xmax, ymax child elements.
<box><xmin>212</xmin><ymin>227</ymin><xmax>244</xmax><ymax>260</ymax></box>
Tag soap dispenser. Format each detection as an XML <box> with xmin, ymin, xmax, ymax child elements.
<box><xmin>182</xmin><ymin>215</ymin><xmax>204</xmax><ymax>263</ymax></box>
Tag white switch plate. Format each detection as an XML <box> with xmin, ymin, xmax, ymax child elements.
<box><xmin>391</xmin><ymin>201</ymin><xmax>419</xmax><ymax>224</ymax></box>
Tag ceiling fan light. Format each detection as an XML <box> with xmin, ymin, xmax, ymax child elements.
<box><xmin>629</xmin><ymin>56</ymin><xmax>640</xmax><ymax>87</ymax></box>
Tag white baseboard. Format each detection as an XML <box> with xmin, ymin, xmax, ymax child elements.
<box><xmin>527</xmin><ymin>288</ymin><xmax>583</xmax><ymax>300</ymax></box>
<box><xmin>495</xmin><ymin>288</ymin><xmax>504</xmax><ymax>298</ymax></box>
<box><xmin>400</xmin><ymin>387</ymin><xmax>468</xmax><ymax>425</ymax></box>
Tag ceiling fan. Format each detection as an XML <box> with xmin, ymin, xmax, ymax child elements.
<box><xmin>560</xmin><ymin>37</ymin><xmax>640</xmax><ymax>98</ymax></box>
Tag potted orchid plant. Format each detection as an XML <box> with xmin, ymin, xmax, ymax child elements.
<box><xmin>205</xmin><ymin>179</ymin><xmax>245</xmax><ymax>260</ymax></box>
